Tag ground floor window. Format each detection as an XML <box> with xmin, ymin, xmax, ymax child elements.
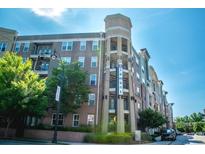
<box><xmin>26</xmin><ymin>116</ymin><xmax>39</xmax><ymax>127</ymax></box>
<box><xmin>52</xmin><ymin>113</ymin><xmax>64</xmax><ymax>126</ymax></box>
<box><xmin>87</xmin><ymin>114</ymin><xmax>95</xmax><ymax>126</ymax></box>
<box><xmin>72</xmin><ymin>114</ymin><xmax>80</xmax><ymax>127</ymax></box>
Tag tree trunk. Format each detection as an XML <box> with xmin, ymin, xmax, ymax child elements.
<box><xmin>15</xmin><ymin>115</ymin><xmax>26</xmax><ymax>137</ymax></box>
<box><xmin>4</xmin><ymin>118</ymin><xmax>12</xmax><ymax>138</ymax></box>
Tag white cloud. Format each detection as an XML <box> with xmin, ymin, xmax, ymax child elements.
<box><xmin>31</xmin><ymin>8</ymin><xmax>67</xmax><ymax>21</ymax></box>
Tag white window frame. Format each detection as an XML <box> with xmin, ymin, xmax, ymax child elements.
<box><xmin>15</xmin><ymin>42</ymin><xmax>21</xmax><ymax>52</ymax></box>
<box><xmin>92</xmin><ymin>41</ymin><xmax>98</xmax><ymax>51</ymax></box>
<box><xmin>51</xmin><ymin>113</ymin><xmax>64</xmax><ymax>126</ymax></box>
<box><xmin>141</xmin><ymin>65</ymin><xmax>145</xmax><ymax>73</ymax></box>
<box><xmin>136</xmin><ymin>73</ymin><xmax>140</xmax><ymax>79</ymax></box>
<box><xmin>80</xmin><ymin>41</ymin><xmax>86</xmax><ymax>51</ymax></box>
<box><xmin>23</xmin><ymin>42</ymin><xmax>30</xmax><ymax>52</ymax></box>
<box><xmin>88</xmin><ymin>93</ymin><xmax>96</xmax><ymax>106</ymax></box>
<box><xmin>0</xmin><ymin>41</ymin><xmax>7</xmax><ymax>52</ymax></box>
<box><xmin>91</xmin><ymin>56</ymin><xmax>97</xmax><ymax>68</ymax></box>
<box><xmin>72</xmin><ymin>114</ymin><xmax>80</xmax><ymax>127</ymax></box>
<box><xmin>90</xmin><ymin>74</ymin><xmax>97</xmax><ymax>86</ymax></box>
<box><xmin>61</xmin><ymin>41</ymin><xmax>73</xmax><ymax>51</ymax></box>
<box><xmin>62</xmin><ymin>57</ymin><xmax>71</xmax><ymax>64</ymax></box>
<box><xmin>142</xmin><ymin>78</ymin><xmax>145</xmax><ymax>84</ymax></box>
<box><xmin>135</xmin><ymin>56</ymin><xmax>139</xmax><ymax>64</ymax></box>
<box><xmin>87</xmin><ymin>114</ymin><xmax>95</xmax><ymax>126</ymax></box>
<box><xmin>78</xmin><ymin>57</ymin><xmax>85</xmax><ymax>68</ymax></box>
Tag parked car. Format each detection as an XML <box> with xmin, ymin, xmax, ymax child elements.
<box><xmin>161</xmin><ymin>128</ymin><xmax>176</xmax><ymax>141</ymax></box>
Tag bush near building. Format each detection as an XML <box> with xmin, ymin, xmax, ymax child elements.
<box><xmin>27</xmin><ymin>124</ymin><xmax>94</xmax><ymax>133</ymax></box>
<box><xmin>84</xmin><ymin>133</ymin><xmax>133</xmax><ymax>144</ymax></box>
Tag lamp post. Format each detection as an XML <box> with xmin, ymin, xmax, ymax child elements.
<box><xmin>51</xmin><ymin>51</ymin><xmax>65</xmax><ymax>144</ymax></box>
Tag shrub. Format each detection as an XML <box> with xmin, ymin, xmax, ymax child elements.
<box><xmin>29</xmin><ymin>124</ymin><xmax>93</xmax><ymax>132</ymax></box>
<box><xmin>84</xmin><ymin>133</ymin><xmax>132</xmax><ymax>144</ymax></box>
<box><xmin>141</xmin><ymin>132</ymin><xmax>152</xmax><ymax>142</ymax></box>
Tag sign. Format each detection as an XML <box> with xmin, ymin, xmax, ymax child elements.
<box><xmin>118</xmin><ymin>64</ymin><xmax>123</xmax><ymax>95</ymax></box>
<box><xmin>135</xmin><ymin>130</ymin><xmax>141</xmax><ymax>141</ymax></box>
<box><xmin>55</xmin><ymin>86</ymin><xmax>61</xmax><ymax>102</ymax></box>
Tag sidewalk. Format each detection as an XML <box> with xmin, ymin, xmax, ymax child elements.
<box><xmin>190</xmin><ymin>135</ymin><xmax>205</xmax><ymax>143</ymax></box>
<box><xmin>0</xmin><ymin>138</ymin><xmax>96</xmax><ymax>145</ymax></box>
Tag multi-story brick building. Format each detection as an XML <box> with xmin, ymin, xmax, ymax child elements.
<box><xmin>0</xmin><ymin>13</ymin><xmax>174</xmax><ymax>133</ymax></box>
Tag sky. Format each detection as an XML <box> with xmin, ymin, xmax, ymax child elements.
<box><xmin>0</xmin><ymin>8</ymin><xmax>205</xmax><ymax>117</ymax></box>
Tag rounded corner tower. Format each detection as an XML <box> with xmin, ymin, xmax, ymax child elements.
<box><xmin>102</xmin><ymin>14</ymin><xmax>136</xmax><ymax>133</ymax></box>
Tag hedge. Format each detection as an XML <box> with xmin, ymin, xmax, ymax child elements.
<box><xmin>84</xmin><ymin>133</ymin><xmax>133</xmax><ymax>144</ymax></box>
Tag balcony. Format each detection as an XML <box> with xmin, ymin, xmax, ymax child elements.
<box><xmin>34</xmin><ymin>63</ymin><xmax>49</xmax><ymax>75</ymax></box>
<box><xmin>30</xmin><ymin>49</ymin><xmax>52</xmax><ymax>58</ymax></box>
<box><xmin>110</xmin><ymin>80</ymin><xmax>116</xmax><ymax>89</ymax></box>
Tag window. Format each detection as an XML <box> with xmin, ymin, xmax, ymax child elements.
<box><xmin>87</xmin><ymin>114</ymin><xmax>95</xmax><ymax>126</ymax></box>
<box><xmin>92</xmin><ymin>41</ymin><xmax>98</xmax><ymax>51</ymax></box>
<box><xmin>72</xmin><ymin>114</ymin><xmax>79</xmax><ymax>127</ymax></box>
<box><xmin>62</xmin><ymin>57</ymin><xmax>71</xmax><ymax>64</ymax></box>
<box><xmin>78</xmin><ymin>57</ymin><xmax>85</xmax><ymax>68</ymax></box>
<box><xmin>91</xmin><ymin>56</ymin><xmax>97</xmax><ymax>68</ymax></box>
<box><xmin>122</xmin><ymin>38</ymin><xmax>128</xmax><ymax>52</ymax></box>
<box><xmin>52</xmin><ymin>113</ymin><xmax>64</xmax><ymax>126</ymax></box>
<box><xmin>61</xmin><ymin>41</ymin><xmax>73</xmax><ymax>51</ymax></box>
<box><xmin>14</xmin><ymin>42</ymin><xmax>21</xmax><ymax>52</ymax></box>
<box><xmin>80</xmin><ymin>41</ymin><xmax>86</xmax><ymax>51</ymax></box>
<box><xmin>23</xmin><ymin>42</ymin><xmax>30</xmax><ymax>52</ymax></box>
<box><xmin>90</xmin><ymin>74</ymin><xmax>97</xmax><ymax>86</ymax></box>
<box><xmin>109</xmin><ymin>97</ymin><xmax>115</xmax><ymax>110</ymax></box>
<box><xmin>88</xmin><ymin>93</ymin><xmax>96</xmax><ymax>106</ymax></box>
<box><xmin>110</xmin><ymin>37</ymin><xmax>117</xmax><ymax>51</ymax></box>
<box><xmin>0</xmin><ymin>42</ymin><xmax>7</xmax><ymax>52</ymax></box>
<box><xmin>124</xmin><ymin>97</ymin><xmax>129</xmax><ymax>110</ymax></box>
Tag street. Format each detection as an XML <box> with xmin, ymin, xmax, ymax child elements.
<box><xmin>150</xmin><ymin>134</ymin><xmax>205</xmax><ymax>145</ymax></box>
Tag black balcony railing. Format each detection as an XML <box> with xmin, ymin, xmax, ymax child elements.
<box><xmin>35</xmin><ymin>63</ymin><xmax>49</xmax><ymax>71</ymax></box>
<box><xmin>123</xmin><ymin>82</ymin><xmax>129</xmax><ymax>89</ymax></box>
<box><xmin>31</xmin><ymin>49</ymin><xmax>52</xmax><ymax>56</ymax></box>
<box><xmin>110</xmin><ymin>80</ymin><xmax>116</xmax><ymax>88</ymax></box>
<box><xmin>124</xmin><ymin>99</ymin><xmax>129</xmax><ymax>110</ymax></box>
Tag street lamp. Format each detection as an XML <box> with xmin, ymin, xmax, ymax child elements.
<box><xmin>51</xmin><ymin>50</ymin><xmax>65</xmax><ymax>144</ymax></box>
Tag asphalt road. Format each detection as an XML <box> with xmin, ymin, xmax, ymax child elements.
<box><xmin>150</xmin><ymin>134</ymin><xmax>205</xmax><ymax>145</ymax></box>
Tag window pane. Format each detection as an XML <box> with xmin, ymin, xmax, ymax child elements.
<box><xmin>122</xmin><ymin>38</ymin><xmax>128</xmax><ymax>52</ymax></box>
<box><xmin>23</xmin><ymin>43</ymin><xmax>30</xmax><ymax>52</ymax></box>
<box><xmin>78</xmin><ymin>57</ymin><xmax>85</xmax><ymax>68</ymax></box>
<box><xmin>110</xmin><ymin>37</ymin><xmax>117</xmax><ymax>51</ymax></box>
<box><xmin>15</xmin><ymin>42</ymin><xmax>21</xmax><ymax>52</ymax></box>
<box><xmin>90</xmin><ymin>74</ymin><xmax>96</xmax><ymax>86</ymax></box>
<box><xmin>91</xmin><ymin>57</ymin><xmax>97</xmax><ymax>68</ymax></box>
<box><xmin>0</xmin><ymin>42</ymin><xmax>7</xmax><ymax>52</ymax></box>
<box><xmin>80</xmin><ymin>41</ymin><xmax>86</xmax><ymax>51</ymax></box>
<box><xmin>92</xmin><ymin>41</ymin><xmax>98</xmax><ymax>51</ymax></box>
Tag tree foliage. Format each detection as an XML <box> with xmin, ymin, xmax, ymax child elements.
<box><xmin>138</xmin><ymin>108</ymin><xmax>166</xmax><ymax>130</ymax></box>
<box><xmin>0</xmin><ymin>52</ymin><xmax>47</xmax><ymax>136</ymax></box>
<box><xmin>46</xmin><ymin>62</ymin><xmax>90</xmax><ymax>113</ymax></box>
<box><xmin>175</xmin><ymin>112</ymin><xmax>205</xmax><ymax>133</ymax></box>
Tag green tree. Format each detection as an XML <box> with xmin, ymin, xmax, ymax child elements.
<box><xmin>175</xmin><ymin>117</ymin><xmax>186</xmax><ymax>132</ymax></box>
<box><xmin>46</xmin><ymin>62</ymin><xmax>90</xmax><ymax>114</ymax></box>
<box><xmin>0</xmin><ymin>52</ymin><xmax>47</xmax><ymax>137</ymax></box>
<box><xmin>190</xmin><ymin>112</ymin><xmax>203</xmax><ymax>122</ymax></box>
<box><xmin>138</xmin><ymin>108</ymin><xmax>166</xmax><ymax>131</ymax></box>
<box><xmin>193</xmin><ymin>122</ymin><xmax>204</xmax><ymax>133</ymax></box>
